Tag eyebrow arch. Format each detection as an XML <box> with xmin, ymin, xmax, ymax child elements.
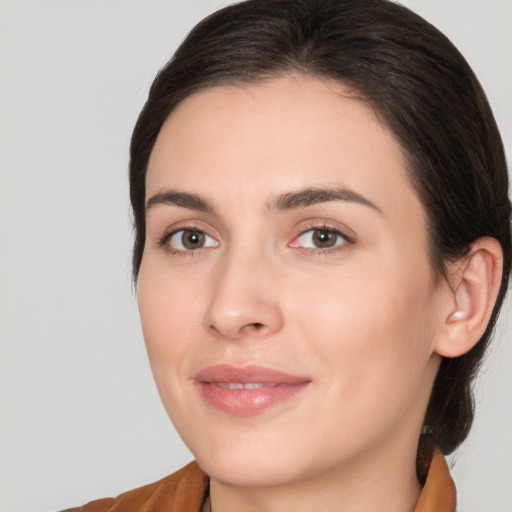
<box><xmin>269</xmin><ymin>186</ymin><xmax>383</xmax><ymax>214</ymax></box>
<box><xmin>145</xmin><ymin>186</ymin><xmax>382</xmax><ymax>215</ymax></box>
<box><xmin>145</xmin><ymin>190</ymin><xmax>213</xmax><ymax>213</ymax></box>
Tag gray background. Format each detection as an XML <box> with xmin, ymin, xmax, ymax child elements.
<box><xmin>0</xmin><ymin>1</ymin><xmax>510</xmax><ymax>511</ymax></box>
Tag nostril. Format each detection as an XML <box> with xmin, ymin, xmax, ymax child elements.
<box><xmin>240</xmin><ymin>322</ymin><xmax>265</xmax><ymax>334</ymax></box>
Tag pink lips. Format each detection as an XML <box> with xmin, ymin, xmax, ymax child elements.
<box><xmin>195</xmin><ymin>364</ymin><xmax>311</xmax><ymax>415</ymax></box>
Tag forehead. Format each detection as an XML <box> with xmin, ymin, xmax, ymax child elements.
<box><xmin>146</xmin><ymin>75</ymin><xmax>424</xmax><ymax>227</ymax></box>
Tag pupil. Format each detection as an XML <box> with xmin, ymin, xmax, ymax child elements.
<box><xmin>313</xmin><ymin>230</ymin><xmax>335</xmax><ymax>248</ymax></box>
<box><xmin>182</xmin><ymin>230</ymin><xmax>204</xmax><ymax>249</ymax></box>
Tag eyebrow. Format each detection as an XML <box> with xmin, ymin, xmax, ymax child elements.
<box><xmin>145</xmin><ymin>186</ymin><xmax>382</xmax><ymax>215</ymax></box>
<box><xmin>269</xmin><ymin>186</ymin><xmax>383</xmax><ymax>214</ymax></box>
<box><xmin>146</xmin><ymin>190</ymin><xmax>213</xmax><ymax>213</ymax></box>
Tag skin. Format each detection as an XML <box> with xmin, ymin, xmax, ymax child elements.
<box><xmin>137</xmin><ymin>75</ymin><xmax>459</xmax><ymax>512</ymax></box>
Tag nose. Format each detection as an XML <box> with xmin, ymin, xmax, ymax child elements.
<box><xmin>203</xmin><ymin>249</ymin><xmax>284</xmax><ymax>341</ymax></box>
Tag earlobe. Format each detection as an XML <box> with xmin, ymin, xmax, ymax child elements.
<box><xmin>435</xmin><ymin>237</ymin><xmax>503</xmax><ymax>358</ymax></box>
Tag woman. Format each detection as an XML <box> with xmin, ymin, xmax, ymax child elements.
<box><xmin>67</xmin><ymin>0</ymin><xmax>511</xmax><ymax>510</ymax></box>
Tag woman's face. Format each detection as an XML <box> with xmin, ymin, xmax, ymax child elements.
<box><xmin>138</xmin><ymin>76</ymin><xmax>450</xmax><ymax>487</ymax></box>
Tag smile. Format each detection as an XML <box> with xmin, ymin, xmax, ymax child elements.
<box><xmin>215</xmin><ymin>382</ymin><xmax>269</xmax><ymax>389</ymax></box>
<box><xmin>195</xmin><ymin>365</ymin><xmax>311</xmax><ymax>415</ymax></box>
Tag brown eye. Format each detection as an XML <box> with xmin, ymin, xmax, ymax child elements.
<box><xmin>167</xmin><ymin>229</ymin><xmax>218</xmax><ymax>252</ymax></box>
<box><xmin>291</xmin><ymin>228</ymin><xmax>349</xmax><ymax>250</ymax></box>
<box><xmin>182</xmin><ymin>230</ymin><xmax>205</xmax><ymax>249</ymax></box>
<box><xmin>312</xmin><ymin>230</ymin><xmax>337</xmax><ymax>248</ymax></box>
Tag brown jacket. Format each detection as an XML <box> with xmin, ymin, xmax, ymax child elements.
<box><xmin>63</xmin><ymin>449</ymin><xmax>455</xmax><ymax>512</ymax></box>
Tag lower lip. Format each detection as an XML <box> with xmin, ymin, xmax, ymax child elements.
<box><xmin>198</xmin><ymin>382</ymin><xmax>310</xmax><ymax>415</ymax></box>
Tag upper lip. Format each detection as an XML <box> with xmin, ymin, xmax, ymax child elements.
<box><xmin>195</xmin><ymin>364</ymin><xmax>310</xmax><ymax>385</ymax></box>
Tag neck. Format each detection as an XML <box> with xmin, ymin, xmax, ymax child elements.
<box><xmin>208</xmin><ymin>440</ymin><xmax>422</xmax><ymax>512</ymax></box>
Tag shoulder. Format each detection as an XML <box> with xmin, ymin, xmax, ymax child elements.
<box><xmin>60</xmin><ymin>461</ymin><xmax>208</xmax><ymax>512</ymax></box>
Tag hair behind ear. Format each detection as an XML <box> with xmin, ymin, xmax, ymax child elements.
<box><xmin>423</xmin><ymin>237</ymin><xmax>505</xmax><ymax>454</ymax></box>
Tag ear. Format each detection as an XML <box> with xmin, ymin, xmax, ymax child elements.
<box><xmin>434</xmin><ymin>237</ymin><xmax>503</xmax><ymax>358</ymax></box>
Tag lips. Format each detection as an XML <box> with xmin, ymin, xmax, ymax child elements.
<box><xmin>195</xmin><ymin>364</ymin><xmax>311</xmax><ymax>415</ymax></box>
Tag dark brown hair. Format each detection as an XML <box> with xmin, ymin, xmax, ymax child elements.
<box><xmin>129</xmin><ymin>0</ymin><xmax>511</xmax><ymax>468</ymax></box>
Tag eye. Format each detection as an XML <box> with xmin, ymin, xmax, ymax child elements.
<box><xmin>291</xmin><ymin>228</ymin><xmax>349</xmax><ymax>250</ymax></box>
<box><xmin>166</xmin><ymin>229</ymin><xmax>218</xmax><ymax>252</ymax></box>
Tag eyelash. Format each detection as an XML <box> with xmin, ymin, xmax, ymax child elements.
<box><xmin>158</xmin><ymin>223</ymin><xmax>355</xmax><ymax>256</ymax></box>
<box><xmin>158</xmin><ymin>226</ymin><xmax>218</xmax><ymax>256</ymax></box>
<box><xmin>290</xmin><ymin>224</ymin><xmax>355</xmax><ymax>255</ymax></box>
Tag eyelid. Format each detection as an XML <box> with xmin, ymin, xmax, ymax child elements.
<box><xmin>288</xmin><ymin>220</ymin><xmax>356</xmax><ymax>251</ymax></box>
<box><xmin>157</xmin><ymin>221</ymin><xmax>220</xmax><ymax>253</ymax></box>
<box><xmin>170</xmin><ymin>229</ymin><xmax>218</xmax><ymax>252</ymax></box>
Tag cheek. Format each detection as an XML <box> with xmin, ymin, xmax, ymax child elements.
<box><xmin>286</xmin><ymin>267</ymin><xmax>439</xmax><ymax>456</ymax></box>
<box><xmin>137</xmin><ymin>265</ymin><xmax>206</xmax><ymax>389</ymax></box>
<box><xmin>288</xmin><ymin>258</ymin><xmax>438</xmax><ymax>398</ymax></box>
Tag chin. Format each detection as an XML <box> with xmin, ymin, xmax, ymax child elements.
<box><xmin>197</xmin><ymin>452</ymin><xmax>302</xmax><ymax>488</ymax></box>
<box><xmin>187</xmin><ymin>427</ymin><xmax>310</xmax><ymax>488</ymax></box>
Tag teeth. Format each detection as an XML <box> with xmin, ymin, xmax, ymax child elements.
<box><xmin>217</xmin><ymin>383</ymin><xmax>243</xmax><ymax>389</ymax></box>
<box><xmin>244</xmin><ymin>383</ymin><xmax>264</xmax><ymax>389</ymax></box>
<box><xmin>216</xmin><ymin>382</ymin><xmax>265</xmax><ymax>389</ymax></box>
<box><xmin>222</xmin><ymin>383</ymin><xmax>244</xmax><ymax>390</ymax></box>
